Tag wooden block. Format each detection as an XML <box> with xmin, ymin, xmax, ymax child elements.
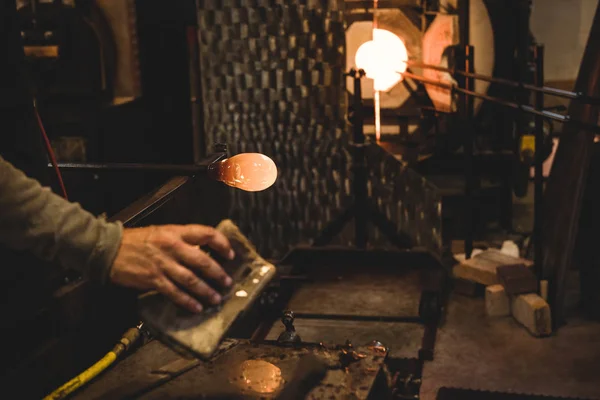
<box><xmin>453</xmin><ymin>278</ymin><xmax>485</xmax><ymax>297</ymax></box>
<box><xmin>511</xmin><ymin>293</ymin><xmax>552</xmax><ymax>337</ymax></box>
<box><xmin>496</xmin><ymin>264</ymin><xmax>538</xmax><ymax>295</ymax></box>
<box><xmin>453</xmin><ymin>249</ymin><xmax>534</xmax><ymax>286</ymax></box>
<box><xmin>485</xmin><ymin>285</ymin><xmax>510</xmax><ymax>317</ymax></box>
<box><xmin>138</xmin><ymin>220</ymin><xmax>277</xmax><ymax>359</ymax></box>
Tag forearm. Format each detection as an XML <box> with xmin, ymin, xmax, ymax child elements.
<box><xmin>0</xmin><ymin>156</ymin><xmax>122</xmax><ymax>283</ymax></box>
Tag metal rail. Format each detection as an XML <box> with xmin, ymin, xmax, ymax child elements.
<box><xmin>51</xmin><ymin>162</ymin><xmax>209</xmax><ymax>173</ymax></box>
<box><xmin>400</xmin><ymin>71</ymin><xmax>600</xmax><ymax>134</ymax></box>
<box><xmin>405</xmin><ymin>60</ymin><xmax>600</xmax><ymax>105</ymax></box>
<box><xmin>48</xmin><ymin>148</ymin><xmax>227</xmax><ymax>175</ymax></box>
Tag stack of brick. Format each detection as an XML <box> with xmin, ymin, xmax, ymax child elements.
<box><xmin>453</xmin><ymin>249</ymin><xmax>552</xmax><ymax>337</ymax></box>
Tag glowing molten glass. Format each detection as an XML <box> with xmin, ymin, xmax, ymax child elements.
<box><xmin>209</xmin><ymin>153</ymin><xmax>277</xmax><ymax>192</ymax></box>
<box><xmin>230</xmin><ymin>360</ymin><xmax>284</xmax><ymax>394</ymax></box>
<box><xmin>355</xmin><ymin>29</ymin><xmax>408</xmax><ymax>92</ymax></box>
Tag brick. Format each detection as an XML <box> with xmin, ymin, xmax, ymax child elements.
<box><xmin>454</xmin><ymin>278</ymin><xmax>485</xmax><ymax>297</ymax></box>
<box><xmin>453</xmin><ymin>249</ymin><xmax>534</xmax><ymax>286</ymax></box>
<box><xmin>485</xmin><ymin>285</ymin><xmax>510</xmax><ymax>317</ymax></box>
<box><xmin>496</xmin><ymin>264</ymin><xmax>538</xmax><ymax>295</ymax></box>
<box><xmin>511</xmin><ymin>293</ymin><xmax>552</xmax><ymax>337</ymax></box>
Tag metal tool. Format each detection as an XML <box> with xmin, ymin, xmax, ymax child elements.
<box><xmin>277</xmin><ymin>310</ymin><xmax>302</xmax><ymax>345</ymax></box>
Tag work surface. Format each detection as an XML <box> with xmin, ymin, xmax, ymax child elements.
<box><xmin>73</xmin><ymin>288</ymin><xmax>600</xmax><ymax>399</ymax></box>
<box><xmin>74</xmin><ymin>259</ymin><xmax>432</xmax><ymax>399</ymax></box>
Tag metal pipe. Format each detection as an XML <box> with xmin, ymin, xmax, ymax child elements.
<box><xmin>515</xmin><ymin>0</ymin><xmax>532</xmax><ymax>171</ymax></box>
<box><xmin>353</xmin><ymin>69</ymin><xmax>366</xmax><ymax>144</ymax></box>
<box><xmin>401</xmin><ymin>71</ymin><xmax>600</xmax><ymax>134</ymax></box>
<box><xmin>49</xmin><ymin>151</ymin><xmax>227</xmax><ymax>175</ymax></box>
<box><xmin>534</xmin><ymin>44</ymin><xmax>545</xmax><ymax>281</ymax></box>
<box><xmin>50</xmin><ymin>163</ymin><xmax>209</xmax><ymax>173</ymax></box>
<box><xmin>187</xmin><ymin>22</ymin><xmax>205</xmax><ymax>162</ymax></box>
<box><xmin>405</xmin><ymin>60</ymin><xmax>600</xmax><ymax>104</ymax></box>
<box><xmin>351</xmin><ymin>69</ymin><xmax>368</xmax><ymax>249</ymax></box>
<box><xmin>463</xmin><ymin>45</ymin><xmax>475</xmax><ymax>260</ymax></box>
<box><xmin>458</xmin><ymin>0</ymin><xmax>470</xmax><ymax>48</ymax></box>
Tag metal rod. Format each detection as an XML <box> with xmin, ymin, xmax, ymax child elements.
<box><xmin>49</xmin><ymin>149</ymin><xmax>227</xmax><ymax>174</ymax></box>
<box><xmin>406</xmin><ymin>60</ymin><xmax>600</xmax><ymax>105</ymax></box>
<box><xmin>458</xmin><ymin>0</ymin><xmax>470</xmax><ymax>49</ymax></box>
<box><xmin>353</xmin><ymin>69</ymin><xmax>366</xmax><ymax>144</ymax></box>
<box><xmin>351</xmin><ymin>69</ymin><xmax>368</xmax><ymax>249</ymax></box>
<box><xmin>187</xmin><ymin>22</ymin><xmax>205</xmax><ymax>162</ymax></box>
<box><xmin>401</xmin><ymin>71</ymin><xmax>600</xmax><ymax>134</ymax></box>
<box><xmin>291</xmin><ymin>313</ymin><xmax>422</xmax><ymax>324</ymax></box>
<box><xmin>50</xmin><ymin>163</ymin><xmax>210</xmax><ymax>173</ymax></box>
<box><xmin>373</xmin><ymin>0</ymin><xmax>381</xmax><ymax>141</ymax></box>
<box><xmin>515</xmin><ymin>0</ymin><xmax>532</xmax><ymax>176</ymax></box>
<box><xmin>463</xmin><ymin>45</ymin><xmax>475</xmax><ymax>260</ymax></box>
<box><xmin>534</xmin><ymin>44</ymin><xmax>545</xmax><ymax>281</ymax></box>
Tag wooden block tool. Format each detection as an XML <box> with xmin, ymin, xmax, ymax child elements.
<box><xmin>138</xmin><ymin>219</ymin><xmax>277</xmax><ymax>360</ymax></box>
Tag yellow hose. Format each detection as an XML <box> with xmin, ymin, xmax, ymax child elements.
<box><xmin>43</xmin><ymin>324</ymin><xmax>143</xmax><ymax>400</ymax></box>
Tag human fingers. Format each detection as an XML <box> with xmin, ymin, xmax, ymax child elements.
<box><xmin>159</xmin><ymin>256</ymin><xmax>223</xmax><ymax>306</ymax></box>
<box><xmin>154</xmin><ymin>275</ymin><xmax>204</xmax><ymax>313</ymax></box>
<box><xmin>170</xmin><ymin>242</ymin><xmax>232</xmax><ymax>288</ymax></box>
<box><xmin>176</xmin><ymin>225</ymin><xmax>234</xmax><ymax>260</ymax></box>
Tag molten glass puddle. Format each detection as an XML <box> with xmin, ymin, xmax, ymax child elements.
<box><xmin>230</xmin><ymin>360</ymin><xmax>284</xmax><ymax>394</ymax></box>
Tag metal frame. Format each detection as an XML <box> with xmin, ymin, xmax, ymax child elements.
<box><xmin>401</xmin><ymin>48</ymin><xmax>600</xmax><ymax>267</ymax></box>
<box><xmin>345</xmin><ymin>0</ymin><xmax>436</xmax><ymax>140</ymax></box>
<box><xmin>397</xmin><ymin>7</ymin><xmax>600</xmax><ymax>327</ymax></box>
<box><xmin>227</xmin><ymin>245</ymin><xmax>448</xmax><ymax>398</ymax></box>
<box><xmin>312</xmin><ymin>69</ymin><xmax>412</xmax><ymax>250</ymax></box>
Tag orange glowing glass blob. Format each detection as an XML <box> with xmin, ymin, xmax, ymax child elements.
<box><xmin>230</xmin><ymin>360</ymin><xmax>284</xmax><ymax>394</ymax></box>
<box><xmin>355</xmin><ymin>28</ymin><xmax>408</xmax><ymax>92</ymax></box>
<box><xmin>209</xmin><ymin>153</ymin><xmax>277</xmax><ymax>192</ymax></box>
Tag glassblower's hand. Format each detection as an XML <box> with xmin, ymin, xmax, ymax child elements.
<box><xmin>108</xmin><ymin>224</ymin><xmax>234</xmax><ymax>313</ymax></box>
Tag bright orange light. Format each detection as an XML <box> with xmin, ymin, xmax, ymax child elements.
<box><xmin>355</xmin><ymin>29</ymin><xmax>408</xmax><ymax>92</ymax></box>
<box><xmin>210</xmin><ymin>153</ymin><xmax>277</xmax><ymax>192</ymax></box>
<box><xmin>231</xmin><ymin>360</ymin><xmax>283</xmax><ymax>394</ymax></box>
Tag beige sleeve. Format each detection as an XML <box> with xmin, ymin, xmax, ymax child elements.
<box><xmin>0</xmin><ymin>155</ymin><xmax>123</xmax><ymax>284</ymax></box>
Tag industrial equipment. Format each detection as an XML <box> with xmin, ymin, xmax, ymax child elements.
<box><xmin>2</xmin><ymin>1</ymin><xmax>600</xmax><ymax>399</ymax></box>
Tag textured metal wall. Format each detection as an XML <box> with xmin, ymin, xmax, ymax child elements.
<box><xmin>196</xmin><ymin>0</ymin><xmax>443</xmax><ymax>259</ymax></box>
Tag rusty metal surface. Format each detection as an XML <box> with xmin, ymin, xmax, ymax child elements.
<box><xmin>71</xmin><ymin>339</ymin><xmax>228</xmax><ymax>399</ymax></box>
<box><xmin>139</xmin><ymin>341</ymin><xmax>387</xmax><ymax>399</ymax></box>
<box><xmin>286</xmin><ymin>264</ymin><xmax>423</xmax><ymax>317</ymax></box>
<box><xmin>266</xmin><ymin>318</ymin><xmax>425</xmax><ymax>359</ymax></box>
<box><xmin>75</xmin><ymin>338</ymin><xmax>389</xmax><ymax>399</ymax></box>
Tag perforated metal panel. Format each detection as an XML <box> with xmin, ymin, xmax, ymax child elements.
<box><xmin>196</xmin><ymin>0</ymin><xmax>443</xmax><ymax>259</ymax></box>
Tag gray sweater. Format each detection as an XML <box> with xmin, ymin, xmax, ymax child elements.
<box><xmin>0</xmin><ymin>155</ymin><xmax>123</xmax><ymax>283</ymax></box>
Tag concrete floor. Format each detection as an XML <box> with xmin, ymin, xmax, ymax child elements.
<box><xmin>420</xmin><ymin>294</ymin><xmax>600</xmax><ymax>400</ymax></box>
<box><xmin>420</xmin><ymin>183</ymin><xmax>600</xmax><ymax>400</ymax></box>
